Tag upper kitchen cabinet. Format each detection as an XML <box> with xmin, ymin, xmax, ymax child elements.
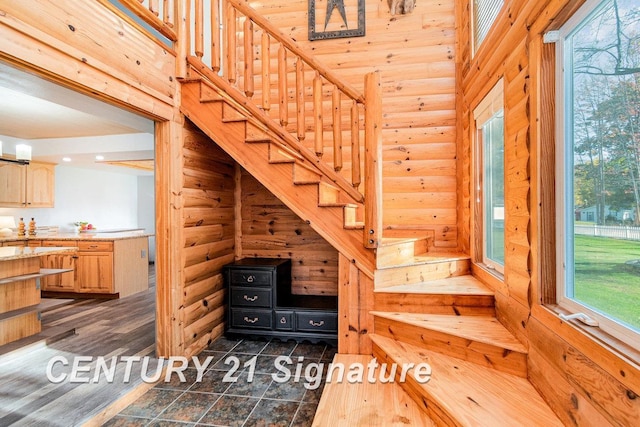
<box><xmin>0</xmin><ymin>161</ymin><xmax>55</xmax><ymax>208</ymax></box>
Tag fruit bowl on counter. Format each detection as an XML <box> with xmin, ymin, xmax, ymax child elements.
<box><xmin>74</xmin><ymin>221</ymin><xmax>97</xmax><ymax>233</ymax></box>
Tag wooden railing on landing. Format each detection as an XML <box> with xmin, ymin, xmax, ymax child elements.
<box><xmin>121</xmin><ymin>0</ymin><xmax>383</xmax><ymax>249</ymax></box>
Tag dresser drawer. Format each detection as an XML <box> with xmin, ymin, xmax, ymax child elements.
<box><xmin>230</xmin><ymin>270</ymin><xmax>272</xmax><ymax>286</ymax></box>
<box><xmin>231</xmin><ymin>309</ymin><xmax>272</xmax><ymax>330</ymax></box>
<box><xmin>295</xmin><ymin>311</ymin><xmax>338</xmax><ymax>333</ymax></box>
<box><xmin>274</xmin><ymin>310</ymin><xmax>294</xmax><ymax>331</ymax></box>
<box><xmin>78</xmin><ymin>241</ymin><xmax>113</xmax><ymax>252</ymax></box>
<box><xmin>230</xmin><ymin>287</ymin><xmax>272</xmax><ymax>308</ymax></box>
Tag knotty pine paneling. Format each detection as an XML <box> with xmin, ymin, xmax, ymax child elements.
<box><xmin>240</xmin><ymin>170</ymin><xmax>339</xmax><ymax>296</ymax></box>
<box><xmin>245</xmin><ymin>0</ymin><xmax>458</xmax><ymax>244</ymax></box>
<box><xmin>181</xmin><ymin>121</ymin><xmax>236</xmax><ymax>356</ymax></box>
<box><xmin>460</xmin><ymin>0</ymin><xmax>639</xmax><ymax>424</ymax></box>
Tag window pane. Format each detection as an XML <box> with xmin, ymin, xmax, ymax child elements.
<box><xmin>483</xmin><ymin>112</ymin><xmax>504</xmax><ymax>267</ymax></box>
<box><xmin>566</xmin><ymin>0</ymin><xmax>640</xmax><ymax>330</ymax></box>
<box><xmin>473</xmin><ymin>0</ymin><xmax>504</xmax><ymax>52</ymax></box>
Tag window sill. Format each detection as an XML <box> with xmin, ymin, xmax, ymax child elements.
<box><xmin>471</xmin><ymin>262</ymin><xmax>505</xmax><ymax>292</ymax></box>
<box><xmin>534</xmin><ymin>304</ymin><xmax>640</xmax><ymax>367</ymax></box>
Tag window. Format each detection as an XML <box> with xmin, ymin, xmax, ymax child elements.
<box><xmin>556</xmin><ymin>0</ymin><xmax>640</xmax><ymax>343</ymax></box>
<box><xmin>474</xmin><ymin>79</ymin><xmax>505</xmax><ymax>273</ymax></box>
<box><xmin>472</xmin><ymin>0</ymin><xmax>504</xmax><ymax>54</ymax></box>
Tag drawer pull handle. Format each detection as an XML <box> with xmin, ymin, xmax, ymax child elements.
<box><xmin>280</xmin><ymin>316</ymin><xmax>287</xmax><ymax>324</ymax></box>
<box><xmin>309</xmin><ymin>320</ymin><xmax>325</xmax><ymax>327</ymax></box>
<box><xmin>246</xmin><ymin>275</ymin><xmax>255</xmax><ymax>283</ymax></box>
<box><xmin>243</xmin><ymin>295</ymin><xmax>258</xmax><ymax>302</ymax></box>
<box><xmin>244</xmin><ymin>316</ymin><xmax>259</xmax><ymax>324</ymax></box>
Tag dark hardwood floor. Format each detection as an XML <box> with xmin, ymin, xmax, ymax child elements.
<box><xmin>0</xmin><ymin>265</ymin><xmax>157</xmax><ymax>426</ymax></box>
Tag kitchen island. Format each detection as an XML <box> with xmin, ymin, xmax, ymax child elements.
<box><xmin>0</xmin><ymin>245</ymin><xmax>77</xmax><ymax>345</ymax></box>
<box><xmin>0</xmin><ymin>231</ymin><xmax>151</xmax><ymax>298</ymax></box>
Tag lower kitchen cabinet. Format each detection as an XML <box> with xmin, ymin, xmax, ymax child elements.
<box><xmin>76</xmin><ymin>250</ymin><xmax>114</xmax><ymax>293</ymax></box>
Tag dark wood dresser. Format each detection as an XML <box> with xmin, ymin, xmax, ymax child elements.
<box><xmin>224</xmin><ymin>258</ymin><xmax>337</xmax><ymax>344</ymax></box>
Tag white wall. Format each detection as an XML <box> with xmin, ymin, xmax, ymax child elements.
<box><xmin>137</xmin><ymin>175</ymin><xmax>156</xmax><ymax>262</ymax></box>
<box><xmin>0</xmin><ymin>165</ymin><xmax>139</xmax><ymax>233</ymax></box>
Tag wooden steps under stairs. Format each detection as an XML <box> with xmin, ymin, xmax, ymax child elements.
<box><xmin>180</xmin><ymin>77</ymin><xmax>374</xmax><ymax>275</ymax></box>
<box><xmin>312</xmin><ymin>354</ymin><xmax>436</xmax><ymax>426</ymax></box>
<box><xmin>370</xmin><ymin>335</ymin><xmax>563</xmax><ymax>426</ymax></box>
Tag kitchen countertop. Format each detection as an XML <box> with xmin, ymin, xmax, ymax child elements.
<box><xmin>0</xmin><ymin>231</ymin><xmax>153</xmax><ymax>243</ymax></box>
<box><xmin>0</xmin><ymin>246</ymin><xmax>78</xmax><ymax>261</ymax></box>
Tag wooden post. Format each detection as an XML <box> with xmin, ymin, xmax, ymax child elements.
<box><xmin>314</xmin><ymin>72</ymin><xmax>323</xmax><ymax>157</ymax></box>
<box><xmin>175</xmin><ymin>0</ymin><xmax>189</xmax><ymax>78</ymax></box>
<box><xmin>194</xmin><ymin>0</ymin><xmax>203</xmax><ymax>59</ymax></box>
<box><xmin>225</xmin><ymin>2</ymin><xmax>236</xmax><ymax>83</ymax></box>
<box><xmin>261</xmin><ymin>32</ymin><xmax>270</xmax><ymax>111</ymax></box>
<box><xmin>364</xmin><ymin>72</ymin><xmax>383</xmax><ymax>248</ymax></box>
<box><xmin>278</xmin><ymin>45</ymin><xmax>288</xmax><ymax>126</ymax></box>
<box><xmin>332</xmin><ymin>88</ymin><xmax>343</xmax><ymax>171</ymax></box>
<box><xmin>211</xmin><ymin>0</ymin><xmax>220</xmax><ymax>72</ymax></box>
<box><xmin>243</xmin><ymin>17</ymin><xmax>254</xmax><ymax>98</ymax></box>
<box><xmin>351</xmin><ymin>100</ymin><xmax>361</xmax><ymax>188</ymax></box>
<box><xmin>296</xmin><ymin>60</ymin><xmax>305</xmax><ymax>140</ymax></box>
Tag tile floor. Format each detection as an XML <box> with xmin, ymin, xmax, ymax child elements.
<box><xmin>104</xmin><ymin>336</ymin><xmax>336</xmax><ymax>426</ymax></box>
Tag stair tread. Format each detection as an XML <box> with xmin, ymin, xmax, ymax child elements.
<box><xmin>313</xmin><ymin>354</ymin><xmax>436</xmax><ymax>427</ymax></box>
<box><xmin>370</xmin><ymin>335</ymin><xmax>563</xmax><ymax>427</ymax></box>
<box><xmin>377</xmin><ymin>251</ymin><xmax>470</xmax><ymax>270</ymax></box>
<box><xmin>371</xmin><ymin>312</ymin><xmax>527</xmax><ymax>353</ymax></box>
<box><xmin>374</xmin><ymin>275</ymin><xmax>493</xmax><ymax>295</ymax></box>
<box><xmin>379</xmin><ymin>237</ymin><xmax>427</xmax><ymax>246</ymax></box>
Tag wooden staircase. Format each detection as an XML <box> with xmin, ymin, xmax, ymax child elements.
<box><xmin>180</xmin><ymin>77</ymin><xmax>375</xmax><ymax>275</ymax></box>
<box><xmin>315</xmin><ymin>240</ymin><xmax>564</xmax><ymax>426</ymax></box>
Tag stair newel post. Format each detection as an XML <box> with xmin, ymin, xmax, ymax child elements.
<box><xmin>261</xmin><ymin>32</ymin><xmax>270</xmax><ymax>111</ymax></box>
<box><xmin>332</xmin><ymin>88</ymin><xmax>343</xmax><ymax>172</ymax></box>
<box><xmin>243</xmin><ymin>17</ymin><xmax>254</xmax><ymax>98</ymax></box>
<box><xmin>351</xmin><ymin>100</ymin><xmax>361</xmax><ymax>189</ymax></box>
<box><xmin>225</xmin><ymin>1</ymin><xmax>237</xmax><ymax>83</ymax></box>
<box><xmin>296</xmin><ymin>60</ymin><xmax>305</xmax><ymax>140</ymax></box>
<box><xmin>194</xmin><ymin>0</ymin><xmax>204</xmax><ymax>60</ymax></box>
<box><xmin>176</xmin><ymin>0</ymin><xmax>190</xmax><ymax>78</ymax></box>
<box><xmin>211</xmin><ymin>0</ymin><xmax>221</xmax><ymax>72</ymax></box>
<box><xmin>364</xmin><ymin>71</ymin><xmax>383</xmax><ymax>249</ymax></box>
<box><xmin>314</xmin><ymin>72</ymin><xmax>324</xmax><ymax>157</ymax></box>
<box><xmin>278</xmin><ymin>46</ymin><xmax>288</xmax><ymax>126</ymax></box>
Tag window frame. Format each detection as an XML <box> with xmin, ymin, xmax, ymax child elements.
<box><xmin>474</xmin><ymin>79</ymin><xmax>505</xmax><ymax>275</ymax></box>
<box><xmin>554</xmin><ymin>0</ymin><xmax>640</xmax><ymax>345</ymax></box>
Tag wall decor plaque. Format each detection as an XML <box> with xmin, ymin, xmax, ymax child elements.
<box><xmin>308</xmin><ymin>0</ymin><xmax>365</xmax><ymax>41</ymax></box>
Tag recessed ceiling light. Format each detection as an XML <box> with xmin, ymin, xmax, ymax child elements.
<box><xmin>62</xmin><ymin>157</ymin><xmax>71</xmax><ymax>162</ymax></box>
<box><xmin>95</xmin><ymin>155</ymin><xmax>104</xmax><ymax>161</ymax></box>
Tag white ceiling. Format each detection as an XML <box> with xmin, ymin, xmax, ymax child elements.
<box><xmin>0</xmin><ymin>62</ymin><xmax>155</xmax><ymax>175</ymax></box>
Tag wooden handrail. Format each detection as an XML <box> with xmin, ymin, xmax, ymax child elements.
<box><xmin>116</xmin><ymin>0</ymin><xmax>177</xmax><ymax>41</ymax></box>
<box><xmin>188</xmin><ymin>57</ymin><xmax>365</xmax><ymax>204</ymax></box>
<box><xmin>227</xmin><ymin>0</ymin><xmax>364</xmax><ymax>104</ymax></box>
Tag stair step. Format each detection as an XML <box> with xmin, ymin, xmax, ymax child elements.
<box><xmin>222</xmin><ymin>102</ymin><xmax>248</xmax><ymax>122</ymax></box>
<box><xmin>343</xmin><ymin>204</ymin><xmax>364</xmax><ymax>230</ymax></box>
<box><xmin>199</xmin><ymin>80</ymin><xmax>226</xmax><ymax>102</ymax></box>
<box><xmin>313</xmin><ymin>354</ymin><xmax>436</xmax><ymax>426</ymax></box>
<box><xmin>293</xmin><ymin>162</ymin><xmax>322</xmax><ymax>184</ymax></box>
<box><xmin>376</xmin><ymin>237</ymin><xmax>430</xmax><ymax>268</ymax></box>
<box><xmin>318</xmin><ymin>182</ymin><xmax>348</xmax><ymax>207</ymax></box>
<box><xmin>370</xmin><ymin>335</ymin><xmax>563</xmax><ymax>427</ymax></box>
<box><xmin>373</xmin><ymin>276</ymin><xmax>495</xmax><ymax>316</ymax></box>
<box><xmin>245</xmin><ymin>122</ymin><xmax>272</xmax><ymax>143</ymax></box>
<box><xmin>372</xmin><ymin>312</ymin><xmax>527</xmax><ymax>377</ymax></box>
<box><xmin>374</xmin><ymin>253</ymin><xmax>471</xmax><ymax>288</ymax></box>
<box><xmin>268</xmin><ymin>143</ymin><xmax>297</xmax><ymax>164</ymax></box>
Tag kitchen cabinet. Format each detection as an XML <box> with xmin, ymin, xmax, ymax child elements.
<box><xmin>41</xmin><ymin>241</ymin><xmax>76</xmax><ymax>291</ymax></box>
<box><xmin>0</xmin><ymin>161</ymin><xmax>55</xmax><ymax>208</ymax></box>
<box><xmin>76</xmin><ymin>241</ymin><xmax>114</xmax><ymax>293</ymax></box>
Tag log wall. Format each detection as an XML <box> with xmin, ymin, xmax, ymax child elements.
<box><xmin>459</xmin><ymin>0</ymin><xmax>640</xmax><ymax>424</ymax></box>
<box><xmin>179</xmin><ymin>121</ymin><xmax>236</xmax><ymax>357</ymax></box>
<box><xmin>239</xmin><ymin>170</ymin><xmax>339</xmax><ymax>296</ymax></box>
<box><xmin>250</xmin><ymin>0</ymin><xmax>458</xmax><ymax>248</ymax></box>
